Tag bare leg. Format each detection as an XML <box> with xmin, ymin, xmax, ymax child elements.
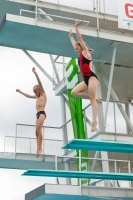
<box><xmin>35</xmin><ymin>119</ymin><xmax>39</xmax><ymax>151</ymax></box>
<box><xmin>71</xmin><ymin>81</ymin><xmax>101</xmax><ymax>102</ymax></box>
<box><xmin>36</xmin><ymin>114</ymin><xmax>46</xmax><ymax>158</ymax></box>
<box><xmin>88</xmin><ymin>77</ymin><xmax>99</xmax><ymax>132</ymax></box>
<box><xmin>71</xmin><ymin>81</ymin><xmax>88</xmax><ymax>99</ymax></box>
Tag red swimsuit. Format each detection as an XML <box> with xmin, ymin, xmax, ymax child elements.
<box><xmin>78</xmin><ymin>53</ymin><xmax>92</xmax><ymax>76</ymax></box>
<box><xmin>78</xmin><ymin>53</ymin><xmax>98</xmax><ymax>85</ymax></box>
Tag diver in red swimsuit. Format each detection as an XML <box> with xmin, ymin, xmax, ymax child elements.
<box><xmin>69</xmin><ymin>20</ymin><xmax>99</xmax><ymax>132</ymax></box>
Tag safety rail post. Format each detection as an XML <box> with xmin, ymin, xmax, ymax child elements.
<box><xmin>96</xmin><ymin>0</ymin><xmax>99</xmax><ymax>37</ymax></box>
<box><xmin>55</xmin><ymin>155</ymin><xmax>58</xmax><ymax>170</ymax></box>
<box><xmin>83</xmin><ymin>110</ymin><xmax>88</xmax><ymax>138</ymax></box>
<box><xmin>128</xmin><ymin>161</ymin><xmax>131</xmax><ymax>188</ymax></box>
<box><xmin>114</xmin><ymin>160</ymin><xmax>117</xmax><ymax>187</ymax></box>
<box><xmin>79</xmin><ymin>150</ymin><xmax>82</xmax><ymax>194</ymax></box>
<box><xmin>113</xmin><ymin>102</ymin><xmax>117</xmax><ymax>140</ymax></box>
<box><xmin>4</xmin><ymin>136</ymin><xmax>6</xmax><ymax>152</ymax></box>
<box><xmin>43</xmin><ymin>127</ymin><xmax>44</xmax><ymax>155</ymax></box>
<box><xmin>35</xmin><ymin>0</ymin><xmax>37</xmax><ymax>24</ymax></box>
<box><xmin>15</xmin><ymin>124</ymin><xmax>17</xmax><ymax>158</ymax></box>
<box><xmin>30</xmin><ymin>139</ymin><xmax>31</xmax><ymax>154</ymax></box>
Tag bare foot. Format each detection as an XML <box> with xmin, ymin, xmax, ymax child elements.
<box><xmin>96</xmin><ymin>98</ymin><xmax>102</xmax><ymax>103</ymax></box>
<box><xmin>91</xmin><ymin>121</ymin><xmax>98</xmax><ymax>132</ymax></box>
<box><xmin>36</xmin><ymin>148</ymin><xmax>43</xmax><ymax>158</ymax></box>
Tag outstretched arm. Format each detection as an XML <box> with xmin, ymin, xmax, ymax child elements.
<box><xmin>75</xmin><ymin>21</ymin><xmax>90</xmax><ymax>52</ymax></box>
<box><xmin>32</xmin><ymin>68</ymin><xmax>45</xmax><ymax>94</ymax></box>
<box><xmin>69</xmin><ymin>29</ymin><xmax>76</xmax><ymax>48</ymax></box>
<box><xmin>16</xmin><ymin>89</ymin><xmax>36</xmax><ymax>98</ymax></box>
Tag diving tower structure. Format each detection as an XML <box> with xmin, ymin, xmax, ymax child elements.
<box><xmin>1</xmin><ymin>0</ymin><xmax>133</xmax><ymax>199</ymax></box>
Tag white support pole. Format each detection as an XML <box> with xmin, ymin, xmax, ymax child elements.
<box><xmin>49</xmin><ymin>54</ymin><xmax>60</xmax><ymax>83</ymax></box>
<box><xmin>104</xmin><ymin>44</ymin><xmax>118</xmax><ymax>128</ymax></box>
<box><xmin>83</xmin><ymin>110</ymin><xmax>88</xmax><ymax>139</ymax></box>
<box><xmin>114</xmin><ymin>102</ymin><xmax>117</xmax><ymax>134</ymax></box>
<box><xmin>99</xmin><ymin>65</ymin><xmax>133</xmax><ymax>134</ymax></box>
<box><xmin>93</xmin><ymin>63</ymin><xmax>111</xmax><ymax>187</ymax></box>
<box><xmin>113</xmin><ymin>161</ymin><xmax>117</xmax><ymax>187</ymax></box>
<box><xmin>22</xmin><ymin>50</ymin><xmax>57</xmax><ymax>85</ymax></box>
<box><xmin>35</xmin><ymin>0</ymin><xmax>37</xmax><ymax>25</ymax></box>
<box><xmin>63</xmin><ymin>94</ymin><xmax>69</xmax><ymax>108</ymax></box>
<box><xmin>93</xmin><ymin>63</ymin><xmax>105</xmax><ymax>132</ymax></box>
<box><xmin>37</xmin><ymin>8</ymin><xmax>53</xmax><ymax>21</ymax></box>
<box><xmin>60</xmin><ymin>95</ymin><xmax>71</xmax><ymax>185</ymax></box>
<box><xmin>79</xmin><ymin>149</ymin><xmax>82</xmax><ymax>194</ymax></box>
<box><xmin>55</xmin><ymin>155</ymin><xmax>58</xmax><ymax>184</ymax></box>
<box><xmin>96</xmin><ymin>0</ymin><xmax>99</xmax><ymax>37</ymax></box>
<box><xmin>125</xmin><ymin>103</ymin><xmax>131</xmax><ymax>134</ymax></box>
<box><xmin>15</xmin><ymin>124</ymin><xmax>17</xmax><ymax>158</ymax></box>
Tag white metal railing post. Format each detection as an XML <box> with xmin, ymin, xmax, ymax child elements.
<box><xmin>15</xmin><ymin>124</ymin><xmax>17</xmax><ymax>156</ymax></box>
<box><xmin>99</xmin><ymin>0</ymin><xmax>101</xmax><ymax>13</ymax></box>
<box><xmin>79</xmin><ymin>150</ymin><xmax>82</xmax><ymax>194</ymax></box>
<box><xmin>103</xmin><ymin>0</ymin><xmax>105</xmax><ymax>16</ymax></box>
<box><xmin>114</xmin><ymin>102</ymin><xmax>116</xmax><ymax>134</ymax></box>
<box><xmin>55</xmin><ymin>155</ymin><xmax>57</xmax><ymax>170</ymax></box>
<box><xmin>43</xmin><ymin>127</ymin><xmax>44</xmax><ymax>155</ymax></box>
<box><xmin>4</xmin><ymin>136</ymin><xmax>6</xmax><ymax>152</ymax></box>
<box><xmin>114</xmin><ymin>160</ymin><xmax>117</xmax><ymax>187</ymax></box>
<box><xmin>96</xmin><ymin>0</ymin><xmax>99</xmax><ymax>37</ymax></box>
<box><xmin>128</xmin><ymin>161</ymin><xmax>131</xmax><ymax>188</ymax></box>
<box><xmin>35</xmin><ymin>0</ymin><xmax>37</xmax><ymax>24</ymax></box>
<box><xmin>125</xmin><ymin>103</ymin><xmax>131</xmax><ymax>134</ymax></box>
<box><xmin>30</xmin><ymin>139</ymin><xmax>31</xmax><ymax>154</ymax></box>
<box><xmin>55</xmin><ymin>155</ymin><xmax>58</xmax><ymax>184</ymax></box>
<box><xmin>83</xmin><ymin>110</ymin><xmax>88</xmax><ymax>138</ymax></box>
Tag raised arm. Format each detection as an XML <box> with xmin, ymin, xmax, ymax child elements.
<box><xmin>16</xmin><ymin>89</ymin><xmax>36</xmax><ymax>98</ymax></box>
<box><xmin>69</xmin><ymin>29</ymin><xmax>77</xmax><ymax>48</ymax></box>
<box><xmin>32</xmin><ymin>68</ymin><xmax>45</xmax><ymax>94</ymax></box>
<box><xmin>75</xmin><ymin>21</ymin><xmax>90</xmax><ymax>52</ymax></box>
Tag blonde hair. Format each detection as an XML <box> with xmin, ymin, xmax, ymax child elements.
<box><xmin>33</xmin><ymin>85</ymin><xmax>41</xmax><ymax>90</ymax></box>
<box><xmin>75</xmin><ymin>41</ymin><xmax>94</xmax><ymax>52</ymax></box>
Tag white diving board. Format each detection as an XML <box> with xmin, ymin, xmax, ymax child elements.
<box><xmin>22</xmin><ymin>169</ymin><xmax>133</xmax><ymax>181</ymax></box>
<box><xmin>62</xmin><ymin>139</ymin><xmax>133</xmax><ymax>153</ymax></box>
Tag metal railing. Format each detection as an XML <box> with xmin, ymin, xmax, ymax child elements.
<box><xmin>4</xmin><ymin>100</ymin><xmax>133</xmax><ymax>155</ymax></box>
<box><xmin>54</xmin><ymin>154</ymin><xmax>131</xmax><ymax>189</ymax></box>
<box><xmin>3</xmin><ymin>103</ymin><xmax>92</xmax><ymax>154</ymax></box>
<box><xmin>20</xmin><ymin>10</ymin><xmax>90</xmax><ymax>26</ymax></box>
<box><xmin>4</xmin><ymin>136</ymin><xmax>63</xmax><ymax>155</ymax></box>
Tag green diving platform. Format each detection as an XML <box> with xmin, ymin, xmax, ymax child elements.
<box><xmin>22</xmin><ymin>169</ymin><xmax>133</xmax><ymax>181</ymax></box>
<box><xmin>62</xmin><ymin>139</ymin><xmax>133</xmax><ymax>153</ymax></box>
